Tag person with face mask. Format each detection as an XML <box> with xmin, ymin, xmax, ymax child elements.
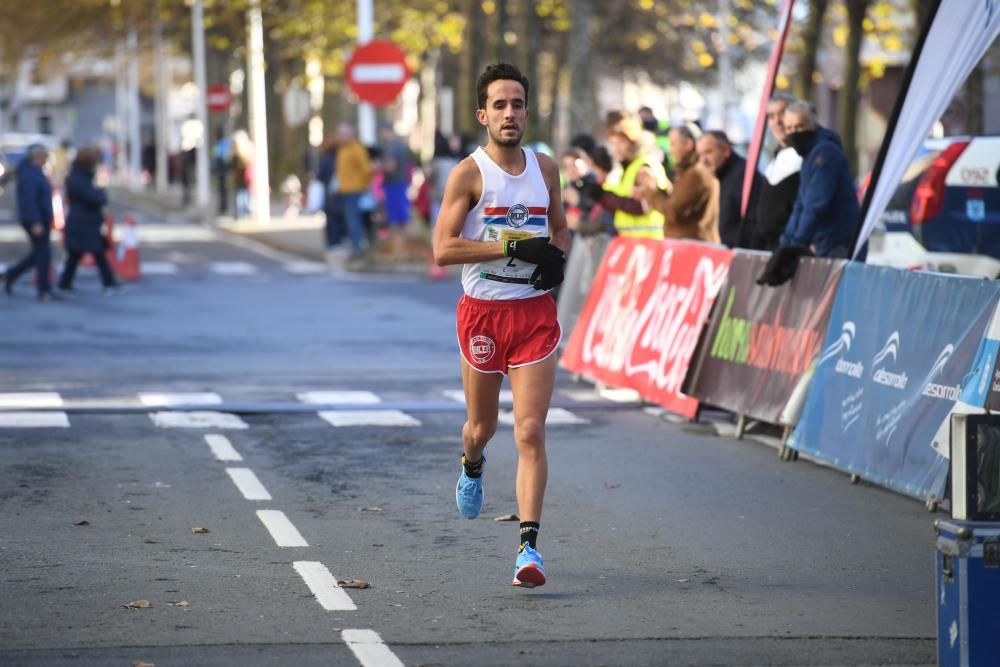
<box><xmin>778</xmin><ymin>101</ymin><xmax>859</xmax><ymax>258</ymax></box>
<box><xmin>755</xmin><ymin>93</ymin><xmax>802</xmax><ymax>250</ymax></box>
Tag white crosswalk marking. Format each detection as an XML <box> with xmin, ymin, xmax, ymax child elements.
<box><xmin>498</xmin><ymin>407</ymin><xmax>589</xmax><ymax>426</ymax></box>
<box><xmin>149</xmin><ymin>411</ymin><xmax>249</xmax><ymax>429</ymax></box>
<box><xmin>297</xmin><ymin>391</ymin><xmax>381</xmax><ymax>405</ymax></box>
<box><xmin>560</xmin><ymin>387</ymin><xmax>643</xmax><ymax>403</ymax></box>
<box><xmin>443</xmin><ymin>389</ymin><xmax>514</xmax><ymax>405</ymax></box>
<box><xmin>140</xmin><ymin>262</ymin><xmax>180</xmax><ymax>275</ymax></box>
<box><xmin>283</xmin><ymin>261</ymin><xmax>327</xmax><ymax>274</ymax></box>
<box><xmin>209</xmin><ymin>261</ymin><xmax>258</xmax><ymax>275</ymax></box>
<box><xmin>342</xmin><ymin>629</ymin><xmax>406</xmax><ymax>667</ymax></box>
<box><xmin>0</xmin><ymin>392</ymin><xmax>64</xmax><ymax>408</ymax></box>
<box><xmin>0</xmin><ymin>412</ymin><xmax>70</xmax><ymax>428</ymax></box>
<box><xmin>139</xmin><ymin>392</ymin><xmax>223</xmax><ymax>407</ymax></box>
<box><xmin>293</xmin><ymin>561</ymin><xmax>357</xmax><ymax>611</ymax></box>
<box><xmin>205</xmin><ymin>434</ymin><xmax>243</xmax><ymax>462</ymax></box>
<box><xmin>318</xmin><ymin>410</ymin><xmax>421</xmax><ymax>427</ymax></box>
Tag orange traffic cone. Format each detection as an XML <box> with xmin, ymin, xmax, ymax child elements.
<box><xmin>114</xmin><ymin>215</ymin><xmax>141</xmax><ymax>281</ymax></box>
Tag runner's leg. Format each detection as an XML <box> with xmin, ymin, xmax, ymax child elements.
<box><xmin>507</xmin><ymin>355</ymin><xmax>557</xmax><ymax>523</ymax></box>
<box><xmin>460</xmin><ymin>357</ymin><xmax>502</xmax><ymax>461</ymax></box>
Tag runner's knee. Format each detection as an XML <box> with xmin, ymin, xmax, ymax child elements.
<box><xmin>514</xmin><ymin>418</ymin><xmax>545</xmax><ymax>450</ymax></box>
<box><xmin>467</xmin><ymin>420</ymin><xmax>496</xmax><ymax>447</ymax></box>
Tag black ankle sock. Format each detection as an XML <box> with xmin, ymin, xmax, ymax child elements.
<box><xmin>462</xmin><ymin>453</ymin><xmax>483</xmax><ymax>478</ymax></box>
<box><xmin>519</xmin><ymin>522</ymin><xmax>539</xmax><ymax>549</ymax></box>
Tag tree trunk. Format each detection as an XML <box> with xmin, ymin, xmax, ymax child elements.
<box><xmin>839</xmin><ymin>0</ymin><xmax>868</xmax><ymax>175</ymax></box>
<box><xmin>913</xmin><ymin>0</ymin><xmax>933</xmax><ymax>31</ymax></box>
<box><xmin>518</xmin><ymin>0</ymin><xmax>542</xmax><ymax>142</ymax></box>
<box><xmin>457</xmin><ymin>0</ymin><xmax>482</xmax><ymax>135</ymax></box>
<box><xmin>496</xmin><ymin>0</ymin><xmax>511</xmax><ymax>62</ymax></box>
<box><xmin>567</xmin><ymin>0</ymin><xmax>596</xmax><ymax>138</ymax></box>
<box><xmin>795</xmin><ymin>0</ymin><xmax>828</xmax><ymax>103</ymax></box>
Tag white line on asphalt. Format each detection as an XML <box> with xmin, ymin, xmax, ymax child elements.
<box><xmin>127</xmin><ymin>224</ymin><xmax>217</xmax><ymax>243</ymax></box>
<box><xmin>318</xmin><ymin>410</ymin><xmax>421</xmax><ymax>427</ymax></box>
<box><xmin>256</xmin><ymin>510</ymin><xmax>308</xmax><ymax>547</ymax></box>
<box><xmin>560</xmin><ymin>387</ymin><xmax>642</xmax><ymax>403</ymax></box>
<box><xmin>0</xmin><ymin>392</ymin><xmax>64</xmax><ymax>408</ymax></box>
<box><xmin>342</xmin><ymin>629</ymin><xmax>405</xmax><ymax>667</ymax></box>
<box><xmin>442</xmin><ymin>389</ymin><xmax>514</xmax><ymax>405</ymax></box>
<box><xmin>292</xmin><ymin>561</ymin><xmax>357</xmax><ymax>611</ymax></box>
<box><xmin>0</xmin><ymin>412</ymin><xmax>70</xmax><ymax>428</ymax></box>
<box><xmin>297</xmin><ymin>390</ymin><xmax>382</xmax><ymax>405</ymax></box>
<box><xmin>149</xmin><ymin>411</ymin><xmax>249</xmax><ymax>429</ymax></box>
<box><xmin>140</xmin><ymin>261</ymin><xmax>181</xmax><ymax>275</ymax></box>
<box><xmin>204</xmin><ymin>434</ymin><xmax>243</xmax><ymax>462</ymax></box>
<box><xmin>139</xmin><ymin>392</ymin><xmax>223</xmax><ymax>407</ymax></box>
<box><xmin>226</xmin><ymin>467</ymin><xmax>272</xmax><ymax>501</ymax></box>
<box><xmin>209</xmin><ymin>261</ymin><xmax>259</xmax><ymax>275</ymax></box>
<box><xmin>498</xmin><ymin>407</ymin><xmax>589</xmax><ymax>426</ymax></box>
<box><xmin>283</xmin><ymin>261</ymin><xmax>327</xmax><ymax>274</ymax></box>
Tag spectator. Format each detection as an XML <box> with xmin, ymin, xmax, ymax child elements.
<box><xmin>428</xmin><ymin>132</ymin><xmax>460</xmax><ymax>226</ymax></box>
<box><xmin>316</xmin><ymin>136</ymin><xmax>339</xmax><ymax>247</ymax></box>
<box><xmin>589</xmin><ymin>116</ymin><xmax>669</xmax><ymax>239</ymax></box>
<box><xmin>756</xmin><ymin>93</ymin><xmax>802</xmax><ymax>250</ymax></box>
<box><xmin>212</xmin><ymin>130</ymin><xmax>232</xmax><ymax>214</ymax></box>
<box><xmin>333</xmin><ymin>122</ymin><xmax>373</xmax><ymax>261</ymax></box>
<box><xmin>232</xmin><ymin>130</ymin><xmax>253</xmax><ymax>218</ymax></box>
<box><xmin>635</xmin><ymin>123</ymin><xmax>720</xmax><ymax>243</ymax></box>
<box><xmin>638</xmin><ymin>105</ymin><xmax>672</xmax><ymax>174</ymax></box>
<box><xmin>697</xmin><ymin>130</ymin><xmax>760</xmax><ymax>248</ymax></box>
<box><xmin>779</xmin><ymin>102</ymin><xmax>859</xmax><ymax>258</ymax></box>
<box><xmin>57</xmin><ymin>147</ymin><xmax>119</xmax><ymax>294</ymax></box>
<box><xmin>378</xmin><ymin>121</ymin><xmax>412</xmax><ymax>259</ymax></box>
<box><xmin>4</xmin><ymin>144</ymin><xmax>56</xmax><ymax>301</ymax></box>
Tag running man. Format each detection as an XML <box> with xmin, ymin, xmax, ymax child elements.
<box><xmin>432</xmin><ymin>63</ymin><xmax>570</xmax><ymax>587</ymax></box>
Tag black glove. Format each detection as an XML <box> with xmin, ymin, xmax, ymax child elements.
<box><xmin>578</xmin><ymin>178</ymin><xmax>606</xmax><ymax>204</ymax></box>
<box><xmin>756</xmin><ymin>245</ymin><xmax>814</xmax><ymax>287</ymax></box>
<box><xmin>530</xmin><ymin>262</ymin><xmax>565</xmax><ymax>291</ymax></box>
<box><xmin>504</xmin><ymin>236</ymin><xmax>566</xmax><ymax>271</ymax></box>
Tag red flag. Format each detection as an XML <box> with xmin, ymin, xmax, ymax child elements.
<box><xmin>741</xmin><ymin>0</ymin><xmax>796</xmax><ymax>219</ymax></box>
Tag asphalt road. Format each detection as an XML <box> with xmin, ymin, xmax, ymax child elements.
<box><xmin>0</xmin><ymin>195</ymin><xmax>938</xmax><ymax>666</ymax></box>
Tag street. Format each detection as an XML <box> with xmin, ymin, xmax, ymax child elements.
<box><xmin>0</xmin><ymin>201</ymin><xmax>936</xmax><ymax>667</ymax></box>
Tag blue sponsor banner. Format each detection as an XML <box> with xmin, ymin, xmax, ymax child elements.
<box><xmin>790</xmin><ymin>263</ymin><xmax>1000</xmax><ymax>502</ymax></box>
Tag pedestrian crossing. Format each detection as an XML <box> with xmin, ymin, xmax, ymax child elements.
<box><xmin>0</xmin><ymin>387</ymin><xmax>637</xmax><ymax>429</ymax></box>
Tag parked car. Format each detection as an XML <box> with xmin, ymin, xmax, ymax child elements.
<box><xmin>866</xmin><ymin>135</ymin><xmax>1000</xmax><ymax>277</ymax></box>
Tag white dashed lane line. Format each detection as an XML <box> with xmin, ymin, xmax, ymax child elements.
<box><xmin>204</xmin><ymin>434</ymin><xmax>243</xmax><ymax>462</ymax></box>
<box><xmin>139</xmin><ymin>392</ymin><xmax>224</xmax><ymax>407</ymax></box>
<box><xmin>140</xmin><ymin>261</ymin><xmax>180</xmax><ymax>275</ymax></box>
<box><xmin>0</xmin><ymin>412</ymin><xmax>71</xmax><ymax>428</ymax></box>
<box><xmin>443</xmin><ymin>389</ymin><xmax>514</xmax><ymax>405</ymax></box>
<box><xmin>209</xmin><ymin>261</ymin><xmax>259</xmax><ymax>275</ymax></box>
<box><xmin>0</xmin><ymin>392</ymin><xmax>64</xmax><ymax>408</ymax></box>
<box><xmin>297</xmin><ymin>390</ymin><xmax>382</xmax><ymax>405</ymax></box>
<box><xmin>342</xmin><ymin>629</ymin><xmax>406</xmax><ymax>667</ymax></box>
<box><xmin>318</xmin><ymin>410</ymin><xmax>421</xmax><ymax>427</ymax></box>
<box><xmin>283</xmin><ymin>261</ymin><xmax>327</xmax><ymax>274</ymax></box>
<box><xmin>149</xmin><ymin>411</ymin><xmax>249</xmax><ymax>429</ymax></box>
<box><xmin>225</xmin><ymin>467</ymin><xmax>272</xmax><ymax>501</ymax></box>
<box><xmin>256</xmin><ymin>510</ymin><xmax>309</xmax><ymax>547</ymax></box>
<box><xmin>293</xmin><ymin>561</ymin><xmax>357</xmax><ymax>611</ymax></box>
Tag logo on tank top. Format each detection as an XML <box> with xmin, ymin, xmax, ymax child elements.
<box><xmin>470</xmin><ymin>335</ymin><xmax>496</xmax><ymax>364</ymax></box>
<box><xmin>506</xmin><ymin>204</ymin><xmax>530</xmax><ymax>228</ymax></box>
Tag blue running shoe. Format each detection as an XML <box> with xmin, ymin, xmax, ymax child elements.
<box><xmin>512</xmin><ymin>544</ymin><xmax>546</xmax><ymax>588</ymax></box>
<box><xmin>455</xmin><ymin>454</ymin><xmax>485</xmax><ymax>519</ymax></box>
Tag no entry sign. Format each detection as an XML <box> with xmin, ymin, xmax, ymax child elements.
<box><xmin>206</xmin><ymin>84</ymin><xmax>232</xmax><ymax>114</ymax></box>
<box><xmin>345</xmin><ymin>39</ymin><xmax>410</xmax><ymax>107</ymax></box>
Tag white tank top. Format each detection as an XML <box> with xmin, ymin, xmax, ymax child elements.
<box><xmin>461</xmin><ymin>147</ymin><xmax>551</xmax><ymax>300</ymax></box>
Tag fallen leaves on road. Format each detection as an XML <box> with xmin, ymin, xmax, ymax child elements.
<box><xmin>337</xmin><ymin>579</ymin><xmax>370</xmax><ymax>589</ymax></box>
<box><xmin>132</xmin><ymin>661</ymin><xmax>155</xmax><ymax>667</ymax></box>
<box><xmin>167</xmin><ymin>600</ymin><xmax>190</xmax><ymax>607</ymax></box>
<box><xmin>359</xmin><ymin>507</ymin><xmax>382</xmax><ymax>513</ymax></box>
<box><xmin>124</xmin><ymin>599</ymin><xmax>151</xmax><ymax>609</ymax></box>
<box><xmin>493</xmin><ymin>514</ymin><xmax>519</xmax><ymax>522</ymax></box>
<box><xmin>191</xmin><ymin>527</ymin><xmax>210</xmax><ymax>534</ymax></box>
<box><xmin>604</xmin><ymin>482</ymin><xmax>621</xmax><ymax>490</ymax></box>
<box><xmin>74</xmin><ymin>520</ymin><xmax>90</xmax><ymax>526</ymax></box>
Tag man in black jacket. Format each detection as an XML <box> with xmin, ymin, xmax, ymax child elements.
<box><xmin>697</xmin><ymin>130</ymin><xmax>760</xmax><ymax>248</ymax></box>
<box><xmin>756</xmin><ymin>93</ymin><xmax>802</xmax><ymax>250</ymax></box>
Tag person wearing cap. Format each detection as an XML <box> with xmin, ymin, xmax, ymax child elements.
<box><xmin>634</xmin><ymin>123</ymin><xmax>721</xmax><ymax>243</ymax></box>
<box><xmin>584</xmin><ymin>116</ymin><xmax>669</xmax><ymax>239</ymax></box>
<box><xmin>4</xmin><ymin>144</ymin><xmax>57</xmax><ymax>301</ymax></box>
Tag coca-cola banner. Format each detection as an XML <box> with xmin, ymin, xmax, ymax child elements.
<box><xmin>684</xmin><ymin>252</ymin><xmax>845</xmax><ymax>425</ymax></box>
<box><xmin>560</xmin><ymin>238</ymin><xmax>733</xmax><ymax>418</ymax></box>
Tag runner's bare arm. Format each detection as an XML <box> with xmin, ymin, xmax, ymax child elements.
<box><xmin>538</xmin><ymin>154</ymin><xmax>571</xmax><ymax>255</ymax></box>
<box><xmin>432</xmin><ymin>158</ymin><xmax>505</xmax><ymax>266</ymax></box>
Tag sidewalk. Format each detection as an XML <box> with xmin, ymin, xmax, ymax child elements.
<box><xmin>109</xmin><ymin>185</ymin><xmax>445</xmax><ymax>276</ymax></box>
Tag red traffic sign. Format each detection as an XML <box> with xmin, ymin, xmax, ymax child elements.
<box><xmin>206</xmin><ymin>84</ymin><xmax>232</xmax><ymax>114</ymax></box>
<box><xmin>345</xmin><ymin>39</ymin><xmax>410</xmax><ymax>107</ymax></box>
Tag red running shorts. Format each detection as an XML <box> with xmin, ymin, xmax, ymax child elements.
<box><xmin>456</xmin><ymin>293</ymin><xmax>562</xmax><ymax>375</ymax></box>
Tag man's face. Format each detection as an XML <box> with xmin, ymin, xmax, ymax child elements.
<box><xmin>783</xmin><ymin>109</ymin><xmax>812</xmax><ymax>135</ymax></box>
<box><xmin>767</xmin><ymin>100</ymin><xmax>788</xmax><ymax>145</ymax></box>
<box><xmin>667</xmin><ymin>129</ymin><xmax>694</xmax><ymax>165</ymax></box>
<box><xmin>697</xmin><ymin>135</ymin><xmax>730</xmax><ymax>173</ymax></box>
<box><xmin>477</xmin><ymin>80</ymin><xmax>526</xmax><ymax>148</ymax></box>
<box><xmin>608</xmin><ymin>134</ymin><xmax>632</xmax><ymax>164</ymax></box>
<box><xmin>34</xmin><ymin>150</ymin><xmax>49</xmax><ymax>166</ymax></box>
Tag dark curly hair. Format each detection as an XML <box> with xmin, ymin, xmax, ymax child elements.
<box><xmin>476</xmin><ymin>62</ymin><xmax>529</xmax><ymax>110</ymax></box>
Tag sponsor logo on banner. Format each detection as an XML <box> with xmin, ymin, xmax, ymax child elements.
<box><xmin>871</xmin><ymin>332</ymin><xmax>908</xmax><ymax>390</ymax></box>
<box><xmin>561</xmin><ymin>238</ymin><xmax>733</xmax><ymax>418</ymax></box>
<box><xmin>922</xmin><ymin>345</ymin><xmax>962</xmax><ymax>401</ymax></box>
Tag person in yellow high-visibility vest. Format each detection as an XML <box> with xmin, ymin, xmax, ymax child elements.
<box><xmin>585</xmin><ymin>116</ymin><xmax>670</xmax><ymax>240</ymax></box>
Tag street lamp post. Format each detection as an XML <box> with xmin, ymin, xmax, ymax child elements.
<box><xmin>357</xmin><ymin>0</ymin><xmax>375</xmax><ymax>145</ymax></box>
<box><xmin>247</xmin><ymin>0</ymin><xmax>270</xmax><ymax>224</ymax></box>
<box><xmin>191</xmin><ymin>0</ymin><xmax>211</xmax><ymax>209</ymax></box>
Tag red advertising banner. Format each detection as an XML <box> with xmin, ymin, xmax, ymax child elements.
<box><xmin>561</xmin><ymin>238</ymin><xmax>733</xmax><ymax>418</ymax></box>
